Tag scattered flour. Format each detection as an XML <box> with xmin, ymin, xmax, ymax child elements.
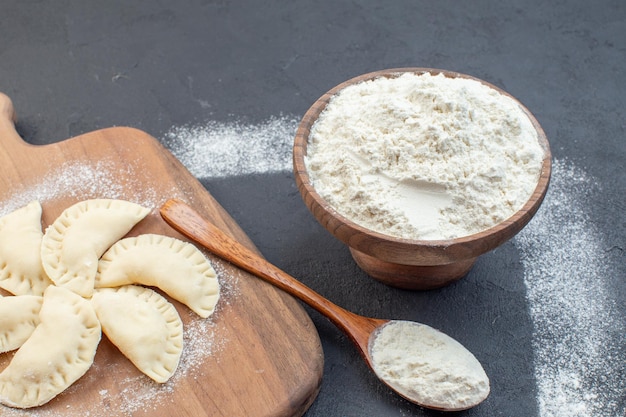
<box><xmin>514</xmin><ymin>159</ymin><xmax>625</xmax><ymax>417</ymax></box>
<box><xmin>370</xmin><ymin>320</ymin><xmax>490</xmax><ymax>410</ymax></box>
<box><xmin>0</xmin><ymin>160</ymin><xmax>167</xmax><ymax>216</ymax></box>
<box><xmin>108</xmin><ymin>314</ymin><xmax>228</xmax><ymax>416</ymax></box>
<box><xmin>163</xmin><ymin>115</ymin><xmax>623</xmax><ymax>416</ymax></box>
<box><xmin>305</xmin><ymin>72</ymin><xmax>545</xmax><ymax>240</ymax></box>
<box><xmin>162</xmin><ymin>116</ymin><xmax>299</xmax><ymax>179</ymax></box>
<box><xmin>0</xmin><ymin>287</ymin><xmax>232</xmax><ymax>417</ymax></box>
<box><xmin>0</xmin><ymin>158</ymin><xmax>233</xmax><ymax>417</ymax></box>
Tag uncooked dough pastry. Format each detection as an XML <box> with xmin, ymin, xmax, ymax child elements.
<box><xmin>40</xmin><ymin>199</ymin><xmax>151</xmax><ymax>297</ymax></box>
<box><xmin>0</xmin><ymin>295</ymin><xmax>43</xmax><ymax>353</ymax></box>
<box><xmin>0</xmin><ymin>285</ymin><xmax>101</xmax><ymax>408</ymax></box>
<box><xmin>95</xmin><ymin>234</ymin><xmax>220</xmax><ymax>318</ymax></box>
<box><xmin>0</xmin><ymin>201</ymin><xmax>52</xmax><ymax>296</ymax></box>
<box><xmin>91</xmin><ymin>285</ymin><xmax>183</xmax><ymax>383</ymax></box>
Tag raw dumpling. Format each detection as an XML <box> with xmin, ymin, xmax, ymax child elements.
<box><xmin>95</xmin><ymin>234</ymin><xmax>220</xmax><ymax>318</ymax></box>
<box><xmin>41</xmin><ymin>199</ymin><xmax>150</xmax><ymax>297</ymax></box>
<box><xmin>0</xmin><ymin>285</ymin><xmax>101</xmax><ymax>408</ymax></box>
<box><xmin>0</xmin><ymin>295</ymin><xmax>43</xmax><ymax>353</ymax></box>
<box><xmin>0</xmin><ymin>201</ymin><xmax>52</xmax><ymax>296</ymax></box>
<box><xmin>91</xmin><ymin>285</ymin><xmax>183</xmax><ymax>383</ymax></box>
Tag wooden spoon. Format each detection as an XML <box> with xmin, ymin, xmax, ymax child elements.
<box><xmin>160</xmin><ymin>198</ymin><xmax>490</xmax><ymax>411</ymax></box>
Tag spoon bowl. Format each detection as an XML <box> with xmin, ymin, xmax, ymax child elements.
<box><xmin>160</xmin><ymin>198</ymin><xmax>490</xmax><ymax>411</ymax></box>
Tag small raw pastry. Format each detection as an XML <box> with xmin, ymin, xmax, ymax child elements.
<box><xmin>41</xmin><ymin>199</ymin><xmax>150</xmax><ymax>297</ymax></box>
<box><xmin>0</xmin><ymin>201</ymin><xmax>52</xmax><ymax>296</ymax></box>
<box><xmin>0</xmin><ymin>285</ymin><xmax>101</xmax><ymax>408</ymax></box>
<box><xmin>0</xmin><ymin>295</ymin><xmax>43</xmax><ymax>353</ymax></box>
<box><xmin>96</xmin><ymin>234</ymin><xmax>220</xmax><ymax>318</ymax></box>
<box><xmin>91</xmin><ymin>285</ymin><xmax>183</xmax><ymax>383</ymax></box>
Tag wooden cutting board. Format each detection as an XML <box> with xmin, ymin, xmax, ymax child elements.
<box><xmin>0</xmin><ymin>93</ymin><xmax>323</xmax><ymax>417</ymax></box>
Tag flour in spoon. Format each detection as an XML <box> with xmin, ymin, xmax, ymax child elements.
<box><xmin>370</xmin><ymin>321</ymin><xmax>490</xmax><ymax>410</ymax></box>
<box><xmin>305</xmin><ymin>72</ymin><xmax>545</xmax><ymax>240</ymax></box>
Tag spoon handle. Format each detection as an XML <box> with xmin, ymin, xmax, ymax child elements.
<box><xmin>160</xmin><ymin>198</ymin><xmax>386</xmax><ymax>358</ymax></box>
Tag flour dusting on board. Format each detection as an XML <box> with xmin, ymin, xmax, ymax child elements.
<box><xmin>103</xmin><ymin>315</ymin><xmax>228</xmax><ymax>416</ymax></box>
<box><xmin>1</xmin><ymin>312</ymin><xmax>229</xmax><ymax>417</ymax></box>
<box><xmin>0</xmin><ymin>158</ymin><xmax>234</xmax><ymax>417</ymax></box>
<box><xmin>515</xmin><ymin>159</ymin><xmax>625</xmax><ymax>417</ymax></box>
<box><xmin>0</xmin><ymin>160</ymin><xmax>167</xmax><ymax>215</ymax></box>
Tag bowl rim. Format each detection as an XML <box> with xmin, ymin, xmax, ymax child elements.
<box><xmin>293</xmin><ymin>67</ymin><xmax>552</xmax><ymax>262</ymax></box>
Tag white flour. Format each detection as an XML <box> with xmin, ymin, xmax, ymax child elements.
<box><xmin>515</xmin><ymin>159</ymin><xmax>625</xmax><ymax>417</ymax></box>
<box><xmin>305</xmin><ymin>72</ymin><xmax>545</xmax><ymax>240</ymax></box>
<box><xmin>0</xmin><ymin>160</ymin><xmax>169</xmax><ymax>216</ymax></box>
<box><xmin>369</xmin><ymin>320</ymin><xmax>490</xmax><ymax>410</ymax></box>
<box><xmin>163</xmin><ymin>116</ymin><xmax>298</xmax><ymax>179</ymax></box>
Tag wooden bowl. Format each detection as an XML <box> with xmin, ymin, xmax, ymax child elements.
<box><xmin>293</xmin><ymin>68</ymin><xmax>551</xmax><ymax>290</ymax></box>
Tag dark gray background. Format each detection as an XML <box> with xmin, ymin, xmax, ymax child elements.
<box><xmin>1</xmin><ymin>1</ymin><xmax>624</xmax><ymax>416</ymax></box>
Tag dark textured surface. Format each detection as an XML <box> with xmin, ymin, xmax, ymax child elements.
<box><xmin>1</xmin><ymin>1</ymin><xmax>624</xmax><ymax>416</ymax></box>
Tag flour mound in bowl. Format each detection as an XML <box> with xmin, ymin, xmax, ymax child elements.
<box><xmin>305</xmin><ymin>72</ymin><xmax>545</xmax><ymax>240</ymax></box>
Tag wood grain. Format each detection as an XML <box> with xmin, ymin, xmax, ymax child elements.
<box><xmin>160</xmin><ymin>198</ymin><xmax>388</xmax><ymax>369</ymax></box>
<box><xmin>0</xmin><ymin>93</ymin><xmax>323</xmax><ymax>417</ymax></box>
